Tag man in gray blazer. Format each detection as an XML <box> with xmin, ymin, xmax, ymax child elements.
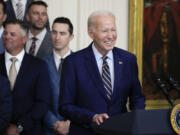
<box><xmin>25</xmin><ymin>1</ymin><xmax>53</xmax><ymax>58</ymax></box>
<box><xmin>43</xmin><ymin>17</ymin><xmax>74</xmax><ymax>135</ymax></box>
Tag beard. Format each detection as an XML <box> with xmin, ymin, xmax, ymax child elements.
<box><xmin>31</xmin><ymin>23</ymin><xmax>46</xmax><ymax>31</ymax></box>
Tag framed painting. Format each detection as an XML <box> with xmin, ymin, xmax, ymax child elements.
<box><xmin>128</xmin><ymin>0</ymin><xmax>180</xmax><ymax>109</ymax></box>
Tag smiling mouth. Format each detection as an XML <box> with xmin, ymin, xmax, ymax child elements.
<box><xmin>104</xmin><ymin>40</ymin><xmax>114</xmax><ymax>45</ymax></box>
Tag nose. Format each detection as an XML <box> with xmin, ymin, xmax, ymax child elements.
<box><xmin>56</xmin><ymin>33</ymin><xmax>63</xmax><ymax>40</ymax></box>
<box><xmin>107</xmin><ymin>31</ymin><xmax>113</xmax><ymax>39</ymax></box>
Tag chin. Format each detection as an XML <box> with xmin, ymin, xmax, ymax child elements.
<box><xmin>105</xmin><ymin>46</ymin><xmax>114</xmax><ymax>51</ymax></box>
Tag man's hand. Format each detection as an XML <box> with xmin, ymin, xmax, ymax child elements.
<box><xmin>5</xmin><ymin>124</ymin><xmax>19</xmax><ymax>135</ymax></box>
<box><xmin>53</xmin><ymin>120</ymin><xmax>70</xmax><ymax>135</ymax></box>
<box><xmin>92</xmin><ymin>113</ymin><xmax>109</xmax><ymax>125</ymax></box>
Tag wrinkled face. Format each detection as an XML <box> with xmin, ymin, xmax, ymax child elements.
<box><xmin>88</xmin><ymin>15</ymin><xmax>117</xmax><ymax>55</ymax></box>
<box><xmin>51</xmin><ymin>23</ymin><xmax>73</xmax><ymax>51</ymax></box>
<box><xmin>26</xmin><ymin>5</ymin><xmax>48</xmax><ymax>30</ymax></box>
<box><xmin>0</xmin><ymin>4</ymin><xmax>6</xmax><ymax>27</ymax></box>
<box><xmin>3</xmin><ymin>24</ymin><xmax>27</xmax><ymax>55</ymax></box>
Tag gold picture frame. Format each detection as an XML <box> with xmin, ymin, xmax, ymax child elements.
<box><xmin>128</xmin><ymin>0</ymin><xmax>180</xmax><ymax>109</ymax></box>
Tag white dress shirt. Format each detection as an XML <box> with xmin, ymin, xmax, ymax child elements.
<box><xmin>53</xmin><ymin>49</ymin><xmax>71</xmax><ymax>70</ymax></box>
<box><xmin>0</xmin><ymin>27</ymin><xmax>4</xmax><ymax>38</ymax></box>
<box><xmin>92</xmin><ymin>44</ymin><xmax>114</xmax><ymax>90</ymax></box>
<box><xmin>12</xmin><ymin>0</ymin><xmax>27</xmax><ymax>19</ymax></box>
<box><xmin>25</xmin><ymin>28</ymin><xmax>47</xmax><ymax>56</ymax></box>
<box><xmin>5</xmin><ymin>49</ymin><xmax>25</xmax><ymax>76</ymax></box>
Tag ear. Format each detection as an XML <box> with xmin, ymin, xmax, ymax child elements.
<box><xmin>70</xmin><ymin>34</ymin><xmax>74</xmax><ymax>41</ymax></box>
<box><xmin>3</xmin><ymin>14</ymin><xmax>7</xmax><ymax>22</ymax></box>
<box><xmin>23</xmin><ymin>35</ymin><xmax>28</xmax><ymax>45</ymax></box>
<box><xmin>26</xmin><ymin>14</ymin><xmax>29</xmax><ymax>21</ymax></box>
<box><xmin>88</xmin><ymin>28</ymin><xmax>94</xmax><ymax>39</ymax></box>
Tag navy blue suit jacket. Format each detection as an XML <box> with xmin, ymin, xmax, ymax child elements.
<box><xmin>0</xmin><ymin>53</ymin><xmax>51</xmax><ymax>135</ymax></box>
<box><xmin>59</xmin><ymin>44</ymin><xmax>145</xmax><ymax>135</ymax></box>
<box><xmin>43</xmin><ymin>53</ymin><xmax>64</xmax><ymax>135</ymax></box>
<box><xmin>0</xmin><ymin>36</ymin><xmax>4</xmax><ymax>54</ymax></box>
<box><xmin>5</xmin><ymin>0</ymin><xmax>50</xmax><ymax>31</ymax></box>
<box><xmin>5</xmin><ymin>0</ymin><xmax>30</xmax><ymax>24</ymax></box>
<box><xmin>0</xmin><ymin>75</ymin><xmax>12</xmax><ymax>134</ymax></box>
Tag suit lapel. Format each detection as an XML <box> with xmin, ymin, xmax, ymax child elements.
<box><xmin>84</xmin><ymin>45</ymin><xmax>110</xmax><ymax>101</ymax></box>
<box><xmin>13</xmin><ymin>54</ymin><xmax>29</xmax><ymax>90</ymax></box>
<box><xmin>9</xmin><ymin>0</ymin><xmax>16</xmax><ymax>19</ymax></box>
<box><xmin>111</xmin><ymin>48</ymin><xmax>123</xmax><ymax>100</ymax></box>
<box><xmin>0</xmin><ymin>54</ymin><xmax>8</xmax><ymax>77</ymax></box>
<box><xmin>24</xmin><ymin>0</ymin><xmax>30</xmax><ymax>21</ymax></box>
<box><xmin>48</xmin><ymin>53</ymin><xmax>60</xmax><ymax>79</ymax></box>
<box><xmin>36</xmin><ymin>32</ymin><xmax>52</xmax><ymax>57</ymax></box>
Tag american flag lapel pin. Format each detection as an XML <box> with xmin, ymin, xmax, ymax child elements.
<box><xmin>119</xmin><ymin>61</ymin><xmax>123</xmax><ymax>64</ymax></box>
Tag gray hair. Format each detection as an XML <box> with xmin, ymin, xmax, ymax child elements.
<box><xmin>88</xmin><ymin>10</ymin><xmax>115</xmax><ymax>30</ymax></box>
<box><xmin>5</xmin><ymin>20</ymin><xmax>28</xmax><ymax>37</ymax></box>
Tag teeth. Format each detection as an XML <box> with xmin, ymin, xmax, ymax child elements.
<box><xmin>104</xmin><ymin>41</ymin><xmax>112</xmax><ymax>44</ymax></box>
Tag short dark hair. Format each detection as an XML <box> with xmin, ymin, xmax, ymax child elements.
<box><xmin>0</xmin><ymin>0</ymin><xmax>6</xmax><ymax>14</ymax></box>
<box><xmin>53</xmin><ymin>17</ymin><xmax>73</xmax><ymax>35</ymax></box>
<box><xmin>28</xmin><ymin>1</ymin><xmax>48</xmax><ymax>12</ymax></box>
<box><xmin>4</xmin><ymin>20</ymin><xmax>28</xmax><ymax>35</ymax></box>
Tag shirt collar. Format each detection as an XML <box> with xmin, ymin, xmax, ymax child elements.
<box><xmin>0</xmin><ymin>27</ymin><xmax>4</xmax><ymax>37</ymax></box>
<box><xmin>28</xmin><ymin>28</ymin><xmax>47</xmax><ymax>41</ymax></box>
<box><xmin>12</xmin><ymin>0</ymin><xmax>27</xmax><ymax>7</ymax></box>
<box><xmin>5</xmin><ymin>49</ymin><xmax>25</xmax><ymax>63</ymax></box>
<box><xmin>92</xmin><ymin>43</ymin><xmax>113</xmax><ymax>61</ymax></box>
<box><xmin>53</xmin><ymin>49</ymin><xmax>71</xmax><ymax>60</ymax></box>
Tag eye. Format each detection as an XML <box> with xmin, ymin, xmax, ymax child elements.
<box><xmin>102</xmin><ymin>30</ymin><xmax>107</xmax><ymax>33</ymax></box>
<box><xmin>60</xmin><ymin>32</ymin><xmax>66</xmax><ymax>35</ymax></box>
<box><xmin>52</xmin><ymin>30</ymin><xmax>57</xmax><ymax>35</ymax></box>
<box><xmin>111</xmin><ymin>29</ymin><xmax>116</xmax><ymax>32</ymax></box>
<box><xmin>11</xmin><ymin>33</ymin><xmax>16</xmax><ymax>36</ymax></box>
<box><xmin>33</xmin><ymin>12</ymin><xmax>39</xmax><ymax>15</ymax></box>
<box><xmin>41</xmin><ymin>12</ymin><xmax>47</xmax><ymax>16</ymax></box>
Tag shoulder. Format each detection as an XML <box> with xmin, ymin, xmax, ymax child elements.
<box><xmin>43</xmin><ymin>53</ymin><xmax>53</xmax><ymax>62</ymax></box>
<box><xmin>113</xmin><ymin>47</ymin><xmax>137</xmax><ymax>61</ymax></box>
<box><xmin>66</xmin><ymin>46</ymin><xmax>90</xmax><ymax>61</ymax></box>
<box><xmin>44</xmin><ymin>31</ymin><xmax>52</xmax><ymax>40</ymax></box>
<box><xmin>42</xmin><ymin>32</ymin><xmax>53</xmax><ymax>47</ymax></box>
<box><xmin>24</xmin><ymin>53</ymin><xmax>47</xmax><ymax>67</ymax></box>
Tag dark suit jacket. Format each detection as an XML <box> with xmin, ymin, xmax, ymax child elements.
<box><xmin>0</xmin><ymin>75</ymin><xmax>12</xmax><ymax>134</ymax></box>
<box><xmin>43</xmin><ymin>53</ymin><xmax>64</xmax><ymax>134</ymax></box>
<box><xmin>0</xmin><ymin>36</ymin><xmax>4</xmax><ymax>54</ymax></box>
<box><xmin>59</xmin><ymin>44</ymin><xmax>145</xmax><ymax>135</ymax></box>
<box><xmin>36</xmin><ymin>32</ymin><xmax>53</xmax><ymax>58</ymax></box>
<box><xmin>0</xmin><ymin>53</ymin><xmax>51</xmax><ymax>135</ymax></box>
<box><xmin>5</xmin><ymin>0</ymin><xmax>50</xmax><ymax>31</ymax></box>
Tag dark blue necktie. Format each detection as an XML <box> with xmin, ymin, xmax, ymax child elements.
<box><xmin>58</xmin><ymin>58</ymin><xmax>64</xmax><ymax>74</ymax></box>
<box><xmin>102</xmin><ymin>56</ymin><xmax>112</xmax><ymax>99</ymax></box>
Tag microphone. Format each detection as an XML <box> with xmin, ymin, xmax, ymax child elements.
<box><xmin>164</xmin><ymin>72</ymin><xmax>180</xmax><ymax>91</ymax></box>
<box><xmin>151</xmin><ymin>73</ymin><xmax>173</xmax><ymax>107</ymax></box>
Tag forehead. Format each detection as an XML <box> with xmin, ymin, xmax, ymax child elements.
<box><xmin>52</xmin><ymin>23</ymin><xmax>69</xmax><ymax>31</ymax></box>
<box><xmin>0</xmin><ymin>4</ymin><xmax>4</xmax><ymax>12</ymax></box>
<box><xmin>95</xmin><ymin>15</ymin><xmax>116</xmax><ymax>27</ymax></box>
<box><xmin>5</xmin><ymin>24</ymin><xmax>21</xmax><ymax>31</ymax></box>
<box><xmin>30</xmin><ymin>5</ymin><xmax>47</xmax><ymax>12</ymax></box>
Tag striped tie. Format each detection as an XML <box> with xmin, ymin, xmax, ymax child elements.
<box><xmin>16</xmin><ymin>1</ymin><xmax>23</xmax><ymax>20</ymax></box>
<box><xmin>29</xmin><ymin>37</ymin><xmax>37</xmax><ymax>56</ymax></box>
<box><xmin>102</xmin><ymin>56</ymin><xmax>112</xmax><ymax>99</ymax></box>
